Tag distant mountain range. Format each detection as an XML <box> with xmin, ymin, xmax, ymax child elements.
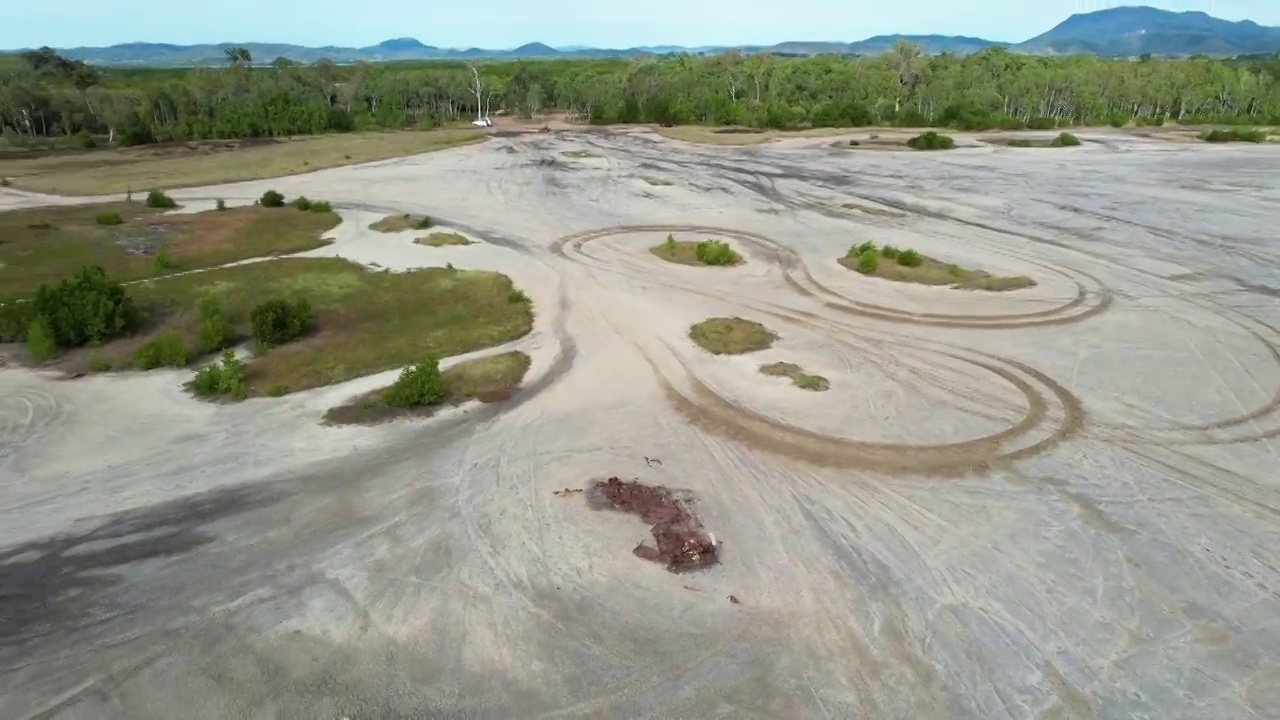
<box><xmin>16</xmin><ymin>6</ymin><xmax>1280</xmax><ymax>66</ymax></box>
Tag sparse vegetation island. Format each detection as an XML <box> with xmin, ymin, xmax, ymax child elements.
<box><xmin>650</xmin><ymin>234</ymin><xmax>743</xmax><ymax>266</ymax></box>
<box><xmin>759</xmin><ymin>361</ymin><xmax>830</xmax><ymax>391</ymax></box>
<box><xmin>689</xmin><ymin>317</ymin><xmax>778</xmax><ymax>355</ymax></box>
<box><xmin>839</xmin><ymin>241</ymin><xmax>1036</xmax><ymax>291</ymax></box>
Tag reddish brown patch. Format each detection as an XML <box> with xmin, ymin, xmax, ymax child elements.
<box><xmin>138</xmin><ymin>208</ymin><xmax>258</xmax><ymax>260</ymax></box>
<box><xmin>589</xmin><ymin>477</ymin><xmax>718</xmax><ymax>573</ymax></box>
<box><xmin>475</xmin><ymin>387</ymin><xmax>516</xmax><ymax>403</ymax></box>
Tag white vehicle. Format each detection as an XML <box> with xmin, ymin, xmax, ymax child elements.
<box><xmin>470</xmin><ymin>117</ymin><xmax>493</xmax><ymax>128</ymax></box>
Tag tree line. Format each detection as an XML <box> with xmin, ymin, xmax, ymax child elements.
<box><xmin>3</xmin><ymin>44</ymin><xmax>1279</xmax><ymax>147</ymax></box>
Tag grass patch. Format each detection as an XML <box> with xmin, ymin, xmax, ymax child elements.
<box><xmin>650</xmin><ymin>234</ymin><xmax>743</xmax><ymax>267</ymax></box>
<box><xmin>323</xmin><ymin>350</ymin><xmax>531</xmax><ymax>425</ymax></box>
<box><xmin>415</xmin><ymin>231</ymin><xmax>473</xmax><ymax>247</ymax></box>
<box><xmin>839</xmin><ymin>242</ymin><xmax>1035</xmax><ymax>291</ymax></box>
<box><xmin>989</xmin><ymin>132</ymin><xmax>1081</xmax><ymax>148</ymax></box>
<box><xmin>641</xmin><ymin>176</ymin><xmax>673</xmax><ymax>186</ymax></box>
<box><xmin>1201</xmin><ymin>128</ymin><xmax>1267</xmax><ymax>143</ymax></box>
<box><xmin>689</xmin><ymin>317</ymin><xmax>777</xmax><ymax>355</ymax></box>
<box><xmin>759</xmin><ymin>361</ymin><xmax>830</xmax><ymax>392</ymax></box>
<box><xmin>0</xmin><ymin>130</ymin><xmax>486</xmax><ymax>196</ymax></box>
<box><xmin>0</xmin><ymin>203</ymin><xmax>339</xmax><ymax>302</ymax></box>
<box><xmin>370</xmin><ymin>213</ymin><xmax>434</xmax><ymax>232</ymax></box>
<box><xmin>906</xmin><ymin>131</ymin><xmax>956</xmax><ymax>150</ymax></box>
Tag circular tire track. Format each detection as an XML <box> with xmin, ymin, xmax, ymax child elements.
<box><xmin>553</xmin><ymin>224</ymin><xmax>1086</xmax><ymax>475</ymax></box>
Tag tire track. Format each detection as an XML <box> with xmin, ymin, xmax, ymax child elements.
<box><xmin>552</xmin><ymin>224</ymin><xmax>1086</xmax><ymax>476</ymax></box>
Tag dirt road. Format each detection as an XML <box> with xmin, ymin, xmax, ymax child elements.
<box><xmin>2</xmin><ymin>128</ymin><xmax>1278</xmax><ymax>719</ymax></box>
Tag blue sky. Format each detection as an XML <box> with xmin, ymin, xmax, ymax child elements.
<box><xmin>5</xmin><ymin>0</ymin><xmax>1280</xmax><ymax>49</ymax></box>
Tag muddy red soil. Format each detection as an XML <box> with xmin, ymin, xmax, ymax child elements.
<box><xmin>588</xmin><ymin>477</ymin><xmax>718</xmax><ymax>573</ymax></box>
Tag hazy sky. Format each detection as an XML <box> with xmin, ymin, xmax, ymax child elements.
<box><xmin>5</xmin><ymin>0</ymin><xmax>1280</xmax><ymax>49</ymax></box>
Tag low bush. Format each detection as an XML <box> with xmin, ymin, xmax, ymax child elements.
<box><xmin>215</xmin><ymin>198</ymin><xmax>227</xmax><ymax>211</ymax></box>
<box><xmin>74</xmin><ymin>131</ymin><xmax>96</xmax><ymax>149</ymax></box>
<box><xmin>694</xmin><ymin>239</ymin><xmax>739</xmax><ymax>266</ymax></box>
<box><xmin>191</xmin><ymin>349</ymin><xmax>248</xmax><ymax>400</ymax></box>
<box><xmin>906</xmin><ymin>131</ymin><xmax>955</xmax><ymax>151</ymax></box>
<box><xmin>291</xmin><ymin>196</ymin><xmax>313</xmax><ymax>211</ymax></box>
<box><xmin>133</xmin><ymin>331</ymin><xmax>189</xmax><ymax>370</ymax></box>
<box><xmin>879</xmin><ymin>244</ymin><xmax>900</xmax><ymax>260</ymax></box>
<box><xmin>382</xmin><ymin>356</ymin><xmax>446</xmax><ymax>408</ymax></box>
<box><xmin>897</xmin><ymin>249</ymin><xmax>923</xmax><ymax>267</ymax></box>
<box><xmin>153</xmin><ymin>246</ymin><xmax>176</xmax><ymax>272</ymax></box>
<box><xmin>26</xmin><ymin>316</ymin><xmax>58</xmax><ymax>361</ymax></box>
<box><xmin>145</xmin><ymin>190</ymin><xmax>177</xmax><ymax>209</ymax></box>
<box><xmin>196</xmin><ymin>296</ymin><xmax>235</xmax><ymax>354</ymax></box>
<box><xmin>1052</xmin><ymin>132</ymin><xmax>1082</xmax><ymax>147</ymax></box>
<box><xmin>1109</xmin><ymin>114</ymin><xmax>1129</xmax><ymax>128</ymax></box>
<box><xmin>856</xmin><ymin>249</ymin><xmax>879</xmax><ymax>274</ymax></box>
<box><xmin>507</xmin><ymin>288</ymin><xmax>531</xmax><ymax>305</ymax></box>
<box><xmin>1202</xmin><ymin>128</ymin><xmax>1266</xmax><ymax>143</ymax></box>
<box><xmin>848</xmin><ymin>139</ymin><xmax>861</xmax><ymax>146</ymax></box>
<box><xmin>96</xmin><ymin>211</ymin><xmax>123</xmax><ymax>226</ymax></box>
<box><xmin>30</xmin><ymin>265</ymin><xmax>141</xmax><ymax>350</ymax></box>
<box><xmin>250</xmin><ymin>297</ymin><xmax>313</xmax><ymax>350</ymax></box>
<box><xmin>260</xmin><ymin>189</ymin><xmax>286</xmax><ymax>207</ymax></box>
<box><xmin>308</xmin><ymin>200</ymin><xmax>333</xmax><ymax>213</ymax></box>
<box><xmin>851</xmin><ymin>241</ymin><xmax>877</xmax><ymax>257</ymax></box>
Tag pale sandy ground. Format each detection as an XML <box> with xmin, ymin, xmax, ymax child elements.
<box><xmin>2</xmin><ymin>128</ymin><xmax>1280</xmax><ymax>719</ymax></box>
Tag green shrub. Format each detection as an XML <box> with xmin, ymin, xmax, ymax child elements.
<box><xmin>26</xmin><ymin>316</ymin><xmax>58</xmax><ymax>361</ymax></box>
<box><xmin>1108</xmin><ymin>114</ymin><xmax>1129</xmax><ymax>128</ymax></box>
<box><xmin>196</xmin><ymin>296</ymin><xmax>234</xmax><ymax>354</ymax></box>
<box><xmin>906</xmin><ymin>131</ymin><xmax>955</xmax><ymax>151</ymax></box>
<box><xmin>879</xmin><ymin>244</ymin><xmax>900</xmax><ymax>260</ymax></box>
<box><xmin>308</xmin><ymin>200</ymin><xmax>332</xmax><ymax>212</ymax></box>
<box><xmin>1202</xmin><ymin>128</ymin><xmax>1266</xmax><ymax>143</ymax></box>
<box><xmin>508</xmin><ymin>288</ymin><xmax>531</xmax><ymax>305</ymax></box>
<box><xmin>153</xmin><ymin>246</ymin><xmax>176</xmax><ymax>272</ymax></box>
<box><xmin>695</xmin><ymin>239</ymin><xmax>739</xmax><ymax>266</ymax></box>
<box><xmin>1026</xmin><ymin>117</ymin><xmax>1057</xmax><ymax>130</ymax></box>
<box><xmin>260</xmin><ymin>189</ymin><xmax>286</xmax><ymax>207</ymax></box>
<box><xmin>0</xmin><ymin>302</ymin><xmax>36</xmax><ymax>342</ymax></box>
<box><xmin>1051</xmin><ymin>132</ymin><xmax>1082</xmax><ymax>147</ymax></box>
<box><xmin>665</xmin><ymin>233</ymin><xmax>677</xmax><ymax>249</ymax></box>
<box><xmin>416</xmin><ymin>215</ymin><xmax>434</xmax><ymax>229</ymax></box>
<box><xmin>30</xmin><ymin>265</ymin><xmax>141</xmax><ymax>350</ymax></box>
<box><xmin>848</xmin><ymin>139</ymin><xmax>861</xmax><ymax>146</ymax></box>
<box><xmin>96</xmin><ymin>211</ymin><xmax>123</xmax><ymax>225</ymax></box>
<box><xmin>133</xmin><ymin>331</ymin><xmax>188</xmax><ymax>370</ymax></box>
<box><xmin>191</xmin><ymin>349</ymin><xmax>248</xmax><ymax>399</ymax></box>
<box><xmin>145</xmin><ymin>190</ymin><xmax>176</xmax><ymax>209</ymax></box>
<box><xmin>215</xmin><ymin>199</ymin><xmax>227</xmax><ymax>211</ymax></box>
<box><xmin>850</xmin><ymin>241</ymin><xmax>877</xmax><ymax>257</ymax></box>
<box><xmin>382</xmin><ymin>356</ymin><xmax>446</xmax><ymax>408</ymax></box>
<box><xmin>897</xmin><ymin>249</ymin><xmax>923</xmax><ymax>267</ymax></box>
<box><xmin>291</xmin><ymin>196</ymin><xmax>313</xmax><ymax>211</ymax></box>
<box><xmin>856</xmin><ymin>249</ymin><xmax>879</xmax><ymax>274</ymax></box>
<box><xmin>74</xmin><ymin>131</ymin><xmax>96</xmax><ymax>149</ymax></box>
<box><xmin>250</xmin><ymin>297</ymin><xmax>313</xmax><ymax>350</ymax></box>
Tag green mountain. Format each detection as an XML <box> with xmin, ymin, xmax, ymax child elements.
<box><xmin>1016</xmin><ymin>6</ymin><xmax>1280</xmax><ymax>56</ymax></box>
<box><xmin>15</xmin><ymin>6</ymin><xmax>1280</xmax><ymax>66</ymax></box>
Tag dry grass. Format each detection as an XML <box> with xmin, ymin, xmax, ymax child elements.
<box><xmin>370</xmin><ymin>213</ymin><xmax>434</xmax><ymax>233</ymax></box>
<box><xmin>77</xmin><ymin>258</ymin><xmax>533</xmax><ymax>394</ymax></box>
<box><xmin>322</xmin><ymin>350</ymin><xmax>531</xmax><ymax>425</ymax></box>
<box><xmin>0</xmin><ymin>130</ymin><xmax>484</xmax><ymax>196</ymax></box>
<box><xmin>655</xmin><ymin>126</ymin><xmax>850</xmax><ymax>146</ymax></box>
<box><xmin>759</xmin><ymin>361</ymin><xmax>830</xmax><ymax>391</ymax></box>
<box><xmin>415</xmin><ymin>232</ymin><xmax>473</xmax><ymax>247</ymax></box>
<box><xmin>839</xmin><ymin>250</ymin><xmax>1036</xmax><ymax>292</ymax></box>
<box><xmin>0</xmin><ymin>202</ymin><xmax>338</xmax><ymax>302</ymax></box>
<box><xmin>689</xmin><ymin>317</ymin><xmax>777</xmax><ymax>355</ymax></box>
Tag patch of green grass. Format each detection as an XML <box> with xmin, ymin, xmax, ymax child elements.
<box><xmin>415</xmin><ymin>231</ymin><xmax>473</xmax><ymax>246</ymax></box>
<box><xmin>323</xmin><ymin>350</ymin><xmax>532</xmax><ymax>425</ymax></box>
<box><xmin>689</xmin><ymin>317</ymin><xmax>777</xmax><ymax>355</ymax></box>
<box><xmin>906</xmin><ymin>131</ymin><xmax>956</xmax><ymax>150</ymax></box>
<box><xmin>1052</xmin><ymin>132</ymin><xmax>1082</xmax><ymax>147</ymax></box>
<box><xmin>0</xmin><ymin>203</ymin><xmax>339</xmax><ymax>302</ymax></box>
<box><xmin>759</xmin><ymin>361</ymin><xmax>829</xmax><ymax>391</ymax></box>
<box><xmin>108</xmin><ymin>257</ymin><xmax>532</xmax><ymax>396</ymax></box>
<box><xmin>839</xmin><ymin>242</ymin><xmax>1035</xmax><ymax>291</ymax></box>
<box><xmin>650</xmin><ymin>234</ymin><xmax>744</xmax><ymax>267</ymax></box>
<box><xmin>370</xmin><ymin>213</ymin><xmax>434</xmax><ymax>232</ymax></box>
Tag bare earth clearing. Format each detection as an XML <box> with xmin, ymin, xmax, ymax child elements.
<box><xmin>2</xmin><ymin>127</ymin><xmax>1279</xmax><ymax>719</ymax></box>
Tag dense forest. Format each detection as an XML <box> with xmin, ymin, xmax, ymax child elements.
<box><xmin>3</xmin><ymin>44</ymin><xmax>1280</xmax><ymax>147</ymax></box>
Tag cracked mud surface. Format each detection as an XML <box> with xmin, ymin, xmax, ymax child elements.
<box><xmin>2</xmin><ymin>128</ymin><xmax>1279</xmax><ymax>718</ymax></box>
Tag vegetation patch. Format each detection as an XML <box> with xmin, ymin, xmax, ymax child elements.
<box><xmin>989</xmin><ymin>132</ymin><xmax>1081</xmax><ymax>148</ymax></box>
<box><xmin>415</xmin><ymin>231</ymin><xmax>473</xmax><ymax>247</ymax></box>
<box><xmin>370</xmin><ymin>213</ymin><xmax>434</xmax><ymax>232</ymax></box>
<box><xmin>689</xmin><ymin>317</ymin><xmax>777</xmax><ymax>355</ymax></box>
<box><xmin>839</xmin><ymin>241</ymin><xmax>1035</xmax><ymax>291</ymax></box>
<box><xmin>2</xmin><ymin>130</ymin><xmax>485</xmax><ymax>196</ymax></box>
<box><xmin>759</xmin><ymin>361</ymin><xmax>829</xmax><ymax>391</ymax></box>
<box><xmin>641</xmin><ymin>177</ymin><xmax>673</xmax><ymax>186</ymax></box>
<box><xmin>561</xmin><ymin>150</ymin><xmax>599</xmax><ymax>158</ymax></box>
<box><xmin>0</xmin><ymin>202</ymin><xmax>339</xmax><ymax>302</ymax></box>
<box><xmin>906</xmin><ymin>131</ymin><xmax>956</xmax><ymax>150</ymax></box>
<box><xmin>650</xmin><ymin>233</ymin><xmax>743</xmax><ymax>267</ymax></box>
<box><xmin>1201</xmin><ymin>128</ymin><xmax>1267</xmax><ymax>143</ymax></box>
<box><xmin>323</xmin><ymin>351</ymin><xmax>532</xmax><ymax>425</ymax></box>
